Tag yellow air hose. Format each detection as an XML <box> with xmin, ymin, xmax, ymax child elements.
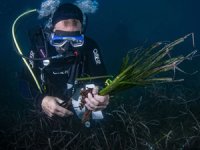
<box><xmin>12</xmin><ymin>9</ymin><xmax>113</xmax><ymax>93</ymax></box>
<box><xmin>12</xmin><ymin>9</ymin><xmax>43</xmax><ymax>93</ymax></box>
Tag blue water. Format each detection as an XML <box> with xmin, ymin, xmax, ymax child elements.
<box><xmin>1</xmin><ymin>0</ymin><xmax>200</xmax><ymax>149</ymax></box>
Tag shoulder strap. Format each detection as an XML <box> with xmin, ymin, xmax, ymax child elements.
<box><xmin>28</xmin><ymin>26</ymin><xmax>48</xmax><ymax>58</ymax></box>
<box><xmin>28</xmin><ymin>26</ymin><xmax>49</xmax><ymax>93</ymax></box>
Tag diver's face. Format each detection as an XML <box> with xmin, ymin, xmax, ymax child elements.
<box><xmin>53</xmin><ymin>19</ymin><xmax>82</xmax><ymax>53</ymax></box>
<box><xmin>53</xmin><ymin>19</ymin><xmax>82</xmax><ymax>32</ymax></box>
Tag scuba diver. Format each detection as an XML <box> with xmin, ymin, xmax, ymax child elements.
<box><xmin>18</xmin><ymin>2</ymin><xmax>110</xmax><ymax>124</ymax></box>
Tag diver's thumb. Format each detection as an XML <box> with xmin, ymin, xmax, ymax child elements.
<box><xmin>55</xmin><ymin>97</ymin><xmax>64</xmax><ymax>104</ymax></box>
<box><xmin>92</xmin><ymin>86</ymin><xmax>99</xmax><ymax>95</ymax></box>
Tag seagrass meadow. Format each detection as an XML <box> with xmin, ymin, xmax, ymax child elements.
<box><xmin>1</xmin><ymin>0</ymin><xmax>200</xmax><ymax>149</ymax></box>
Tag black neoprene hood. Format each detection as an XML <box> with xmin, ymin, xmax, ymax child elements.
<box><xmin>52</xmin><ymin>3</ymin><xmax>83</xmax><ymax>27</ymax></box>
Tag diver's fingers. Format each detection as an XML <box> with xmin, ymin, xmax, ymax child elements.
<box><xmin>87</xmin><ymin>93</ymin><xmax>109</xmax><ymax>106</ymax></box>
<box><xmin>85</xmin><ymin>93</ymin><xmax>110</xmax><ymax>111</ymax></box>
<box><xmin>94</xmin><ymin>94</ymin><xmax>110</xmax><ymax>105</ymax></box>
<box><xmin>55</xmin><ymin>97</ymin><xmax>64</xmax><ymax>104</ymax></box>
<box><xmin>42</xmin><ymin>104</ymin><xmax>54</xmax><ymax>117</ymax></box>
<box><xmin>55</xmin><ymin>105</ymin><xmax>74</xmax><ymax>117</ymax></box>
<box><xmin>88</xmin><ymin>93</ymin><xmax>99</xmax><ymax>106</ymax></box>
<box><xmin>45</xmin><ymin>110</ymin><xmax>54</xmax><ymax>118</ymax></box>
<box><xmin>85</xmin><ymin>98</ymin><xmax>107</xmax><ymax>111</ymax></box>
<box><xmin>41</xmin><ymin>96</ymin><xmax>72</xmax><ymax>117</ymax></box>
<box><xmin>85</xmin><ymin>101</ymin><xmax>94</xmax><ymax>111</ymax></box>
<box><xmin>85</xmin><ymin>96</ymin><xmax>99</xmax><ymax>111</ymax></box>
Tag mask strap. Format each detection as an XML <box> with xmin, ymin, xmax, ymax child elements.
<box><xmin>82</xmin><ymin>14</ymin><xmax>88</xmax><ymax>34</ymax></box>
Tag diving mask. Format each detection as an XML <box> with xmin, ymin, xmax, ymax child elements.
<box><xmin>50</xmin><ymin>30</ymin><xmax>84</xmax><ymax>48</ymax></box>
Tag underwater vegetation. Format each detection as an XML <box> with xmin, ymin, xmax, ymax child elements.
<box><xmin>1</xmin><ymin>83</ymin><xmax>200</xmax><ymax>150</ymax></box>
<box><xmin>80</xmin><ymin>33</ymin><xmax>196</xmax><ymax>123</ymax></box>
<box><xmin>1</xmin><ymin>35</ymin><xmax>200</xmax><ymax>150</ymax></box>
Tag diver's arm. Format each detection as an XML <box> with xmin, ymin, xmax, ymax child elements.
<box><xmin>83</xmin><ymin>38</ymin><xmax>110</xmax><ymax>111</ymax></box>
<box><xmin>20</xmin><ymin>27</ymin><xmax>48</xmax><ymax>110</ymax></box>
<box><xmin>85</xmin><ymin>86</ymin><xmax>110</xmax><ymax>111</ymax></box>
<box><xmin>20</xmin><ymin>61</ymin><xmax>74</xmax><ymax>117</ymax></box>
<box><xmin>19</xmin><ymin>66</ymin><xmax>46</xmax><ymax>110</ymax></box>
<box><xmin>84</xmin><ymin>37</ymin><xmax>107</xmax><ymax>80</ymax></box>
<box><xmin>41</xmin><ymin>96</ymin><xmax>74</xmax><ymax>117</ymax></box>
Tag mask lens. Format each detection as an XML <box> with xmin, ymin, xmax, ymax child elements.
<box><xmin>70</xmin><ymin>38</ymin><xmax>84</xmax><ymax>47</ymax></box>
<box><xmin>50</xmin><ymin>34</ymin><xmax>67</xmax><ymax>47</ymax></box>
<box><xmin>52</xmin><ymin>39</ymin><xmax>66</xmax><ymax>45</ymax></box>
<box><xmin>50</xmin><ymin>32</ymin><xmax>84</xmax><ymax>48</ymax></box>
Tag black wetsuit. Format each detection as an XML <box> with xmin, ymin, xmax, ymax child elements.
<box><xmin>20</xmin><ymin>27</ymin><xmax>107</xmax><ymax>110</ymax></box>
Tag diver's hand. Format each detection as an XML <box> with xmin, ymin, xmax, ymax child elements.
<box><xmin>41</xmin><ymin>96</ymin><xmax>73</xmax><ymax>117</ymax></box>
<box><xmin>85</xmin><ymin>86</ymin><xmax>110</xmax><ymax>111</ymax></box>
